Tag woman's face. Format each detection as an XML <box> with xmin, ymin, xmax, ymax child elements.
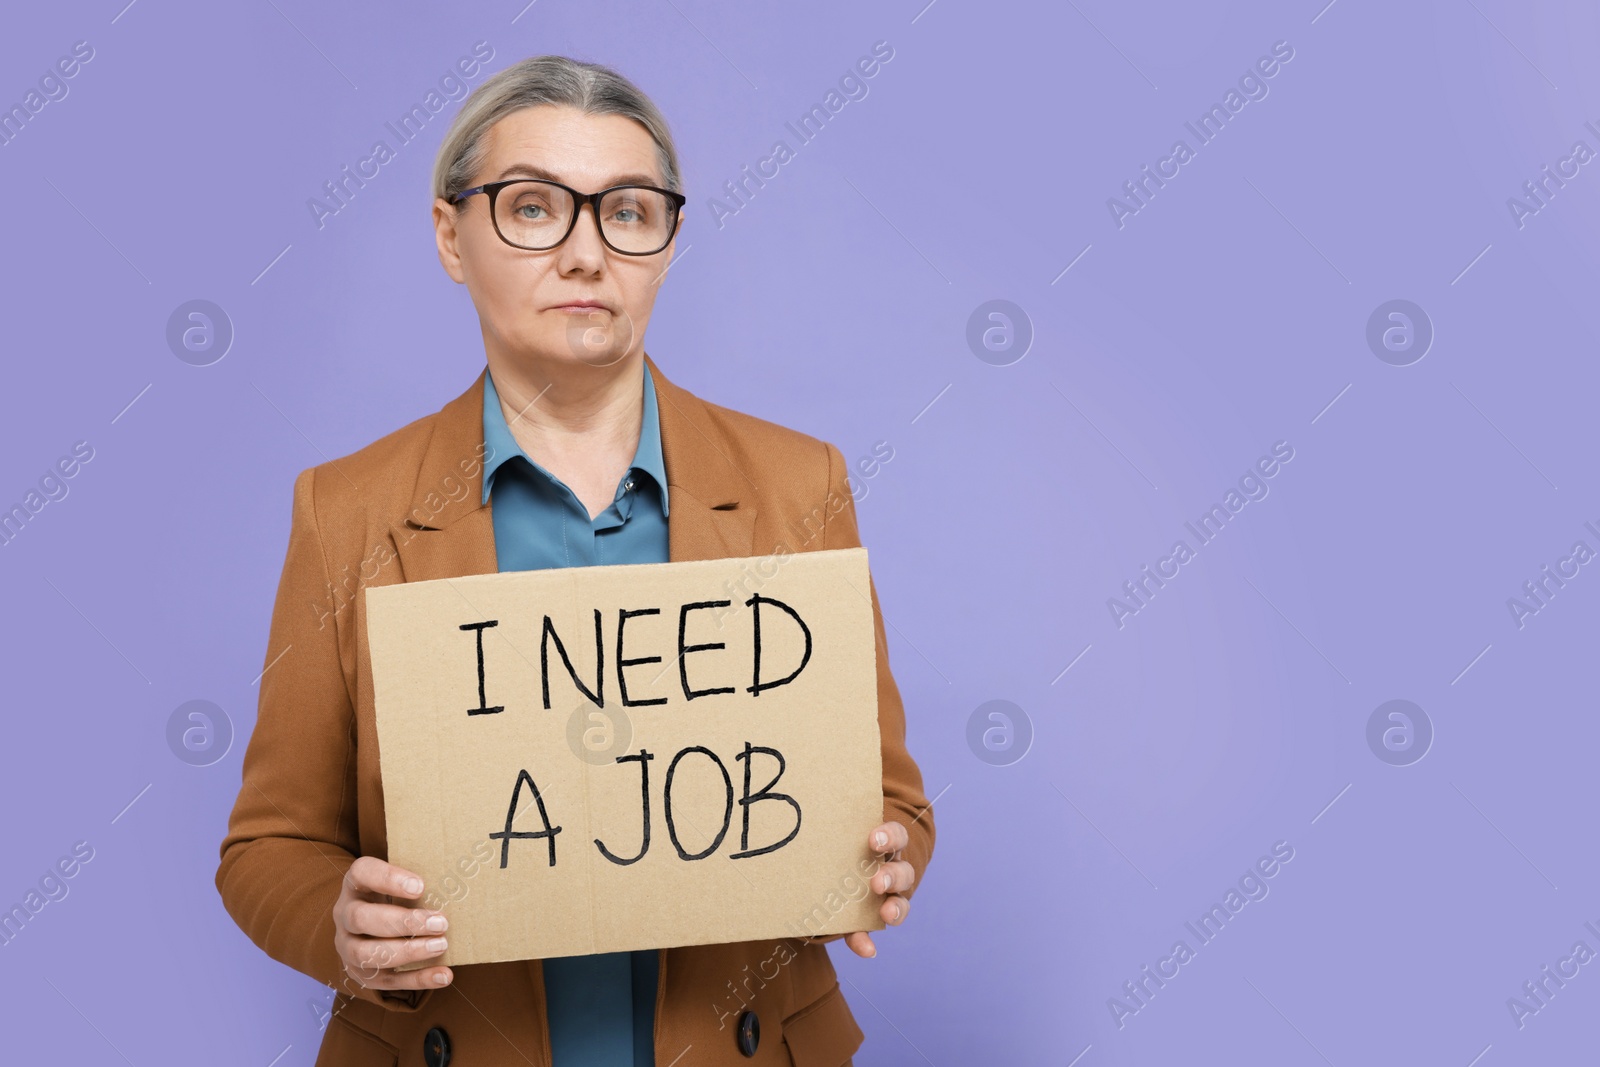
<box><xmin>434</xmin><ymin>104</ymin><xmax>682</xmax><ymax>370</ymax></box>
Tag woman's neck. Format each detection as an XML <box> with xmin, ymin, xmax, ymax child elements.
<box><xmin>485</xmin><ymin>349</ymin><xmax>646</xmax><ymax>520</ymax></box>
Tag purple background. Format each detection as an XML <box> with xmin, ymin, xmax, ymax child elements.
<box><xmin>2</xmin><ymin>0</ymin><xmax>1597</xmax><ymax>1063</ymax></box>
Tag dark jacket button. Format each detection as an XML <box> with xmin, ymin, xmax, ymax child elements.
<box><xmin>423</xmin><ymin>1026</ymin><xmax>452</xmax><ymax>1067</ymax></box>
<box><xmin>736</xmin><ymin>1010</ymin><xmax>760</xmax><ymax>1057</ymax></box>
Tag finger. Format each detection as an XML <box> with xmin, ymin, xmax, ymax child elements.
<box><xmin>843</xmin><ymin>930</ymin><xmax>877</xmax><ymax>959</ymax></box>
<box><xmin>342</xmin><ymin>932</ymin><xmax>451</xmax><ymax>976</ymax></box>
<box><xmin>879</xmin><ymin>894</ymin><xmax>910</xmax><ymax>926</ymax></box>
<box><xmin>868</xmin><ymin>820</ymin><xmax>910</xmax><ymax>856</ymax></box>
<box><xmin>343</xmin><ymin>898</ymin><xmax>449</xmax><ymax>938</ymax></box>
<box><xmin>346</xmin><ymin>856</ymin><xmax>427</xmax><ymax>900</ymax></box>
<box><xmin>344</xmin><ymin>961</ymin><xmax>455</xmax><ymax>991</ymax></box>
<box><xmin>872</xmin><ymin>859</ymin><xmax>915</xmax><ymax>896</ymax></box>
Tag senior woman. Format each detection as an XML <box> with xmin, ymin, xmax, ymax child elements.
<box><xmin>215</xmin><ymin>55</ymin><xmax>934</xmax><ymax>1067</ymax></box>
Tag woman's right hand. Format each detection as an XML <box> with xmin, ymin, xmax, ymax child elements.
<box><xmin>334</xmin><ymin>856</ymin><xmax>454</xmax><ymax>991</ymax></box>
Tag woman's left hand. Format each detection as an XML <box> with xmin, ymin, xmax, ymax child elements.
<box><xmin>843</xmin><ymin>819</ymin><xmax>914</xmax><ymax>958</ymax></box>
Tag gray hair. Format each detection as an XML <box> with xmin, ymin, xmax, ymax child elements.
<box><xmin>432</xmin><ymin>55</ymin><xmax>682</xmax><ymax>205</ymax></box>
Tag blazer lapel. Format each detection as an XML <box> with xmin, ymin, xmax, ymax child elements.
<box><xmin>388</xmin><ymin>368</ymin><xmax>500</xmax><ymax>584</ymax></box>
<box><xmin>391</xmin><ymin>356</ymin><xmax>761</xmax><ymax>584</ymax></box>
<box><xmin>647</xmin><ymin>352</ymin><xmax>760</xmax><ymax>563</ymax></box>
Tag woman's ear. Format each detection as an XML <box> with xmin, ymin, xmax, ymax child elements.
<box><xmin>433</xmin><ymin>196</ymin><xmax>468</xmax><ymax>283</ymax></box>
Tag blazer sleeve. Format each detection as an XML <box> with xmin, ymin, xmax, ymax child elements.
<box><xmin>214</xmin><ymin>466</ymin><xmax>432</xmax><ymax>1013</ymax></box>
<box><xmin>821</xmin><ymin>442</ymin><xmax>936</xmax><ymax>903</ymax></box>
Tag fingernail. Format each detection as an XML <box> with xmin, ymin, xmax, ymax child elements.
<box><xmin>404</xmin><ymin>877</ymin><xmax>423</xmax><ymax>895</ymax></box>
<box><xmin>866</xmin><ymin>943</ymin><xmax>877</xmax><ymax>958</ymax></box>
<box><xmin>426</xmin><ymin>914</ymin><xmax>448</xmax><ymax>933</ymax></box>
<box><xmin>434</xmin><ymin>970</ymin><xmax>451</xmax><ymax>986</ymax></box>
<box><xmin>427</xmin><ymin>937</ymin><xmax>448</xmax><ymax>952</ymax></box>
<box><xmin>874</xmin><ymin>831</ymin><xmax>887</xmax><ymax>848</ymax></box>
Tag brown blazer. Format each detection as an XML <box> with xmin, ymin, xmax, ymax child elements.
<box><xmin>215</xmin><ymin>354</ymin><xmax>935</xmax><ymax>1067</ymax></box>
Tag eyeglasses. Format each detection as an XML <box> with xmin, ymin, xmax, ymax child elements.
<box><xmin>450</xmin><ymin>178</ymin><xmax>687</xmax><ymax>256</ymax></box>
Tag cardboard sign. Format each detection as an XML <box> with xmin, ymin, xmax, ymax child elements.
<box><xmin>365</xmin><ymin>547</ymin><xmax>885</xmax><ymax>967</ymax></box>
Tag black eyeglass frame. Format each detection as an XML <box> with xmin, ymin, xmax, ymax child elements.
<box><xmin>450</xmin><ymin>177</ymin><xmax>688</xmax><ymax>256</ymax></box>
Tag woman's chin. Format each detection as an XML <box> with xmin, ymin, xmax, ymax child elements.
<box><xmin>505</xmin><ymin>338</ymin><xmax>636</xmax><ymax>371</ymax></box>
